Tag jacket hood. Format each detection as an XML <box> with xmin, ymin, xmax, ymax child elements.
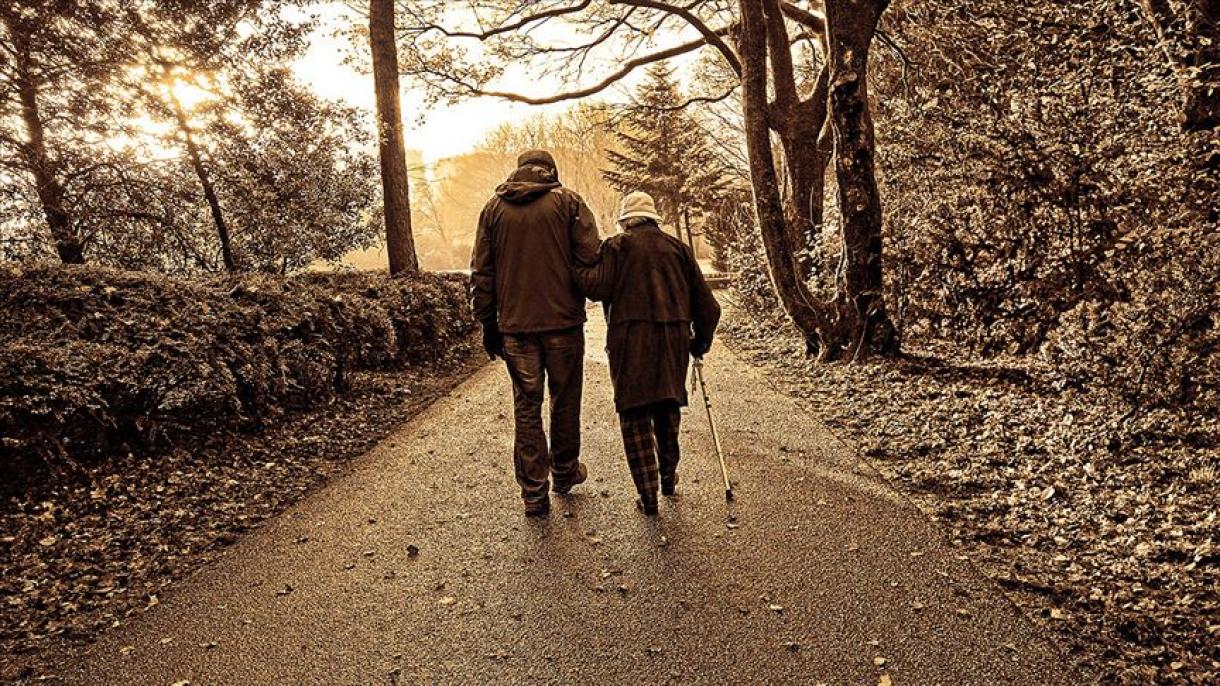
<box><xmin>495</xmin><ymin>164</ymin><xmax>562</xmax><ymax>205</ymax></box>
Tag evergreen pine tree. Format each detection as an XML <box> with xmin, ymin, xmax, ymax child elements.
<box><xmin>602</xmin><ymin>65</ymin><xmax>730</xmax><ymax>244</ymax></box>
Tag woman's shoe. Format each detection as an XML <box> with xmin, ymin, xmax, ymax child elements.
<box><xmin>661</xmin><ymin>472</ymin><xmax>679</xmax><ymax>497</ymax></box>
<box><xmin>636</xmin><ymin>498</ymin><xmax>659</xmax><ymax>516</ymax></box>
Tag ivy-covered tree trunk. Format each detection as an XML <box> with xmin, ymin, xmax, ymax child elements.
<box><xmin>369</xmin><ymin>0</ymin><xmax>419</xmax><ymax>275</ymax></box>
<box><xmin>824</xmin><ymin>0</ymin><xmax>898</xmax><ymax>358</ymax></box>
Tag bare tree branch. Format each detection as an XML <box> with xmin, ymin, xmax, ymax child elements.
<box><xmin>411</xmin><ymin>29</ymin><xmax>731</xmax><ymax>105</ymax></box>
<box><xmin>779</xmin><ymin>1</ymin><xmax>826</xmax><ymax>35</ymax></box>
<box><xmin>610</xmin><ymin>0</ymin><xmax>742</xmax><ymax>75</ymax></box>
<box><xmin>400</xmin><ymin>1</ymin><xmax>594</xmax><ymax>39</ymax></box>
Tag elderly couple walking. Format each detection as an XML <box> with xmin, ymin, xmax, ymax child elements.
<box><xmin>470</xmin><ymin>149</ymin><xmax>721</xmax><ymax>517</ymax></box>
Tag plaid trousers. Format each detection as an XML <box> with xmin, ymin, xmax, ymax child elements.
<box><xmin>618</xmin><ymin>401</ymin><xmax>682</xmax><ymax>502</ymax></box>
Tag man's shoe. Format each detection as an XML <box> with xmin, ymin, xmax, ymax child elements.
<box><xmin>524</xmin><ymin>498</ymin><xmax>550</xmax><ymax>517</ymax></box>
<box><xmin>636</xmin><ymin>498</ymin><xmax>659</xmax><ymax>516</ymax></box>
<box><xmin>552</xmin><ymin>463</ymin><xmax>588</xmax><ymax>496</ymax></box>
<box><xmin>661</xmin><ymin>472</ymin><xmax>679</xmax><ymax>497</ymax></box>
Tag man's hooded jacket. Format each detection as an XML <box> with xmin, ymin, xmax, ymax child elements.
<box><xmin>470</xmin><ymin>153</ymin><xmax>600</xmax><ymax>333</ymax></box>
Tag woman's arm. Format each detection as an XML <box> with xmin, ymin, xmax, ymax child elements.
<box><xmin>573</xmin><ymin>236</ymin><xmax>620</xmax><ymax>303</ymax></box>
<box><xmin>687</xmin><ymin>248</ymin><xmax>721</xmax><ymax>356</ymax></box>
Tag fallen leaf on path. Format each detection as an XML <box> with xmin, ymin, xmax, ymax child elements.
<box><xmin>276</xmin><ymin>585</ymin><xmax>293</xmax><ymax>596</ymax></box>
<box><xmin>406</xmin><ymin>544</ymin><xmax>419</xmax><ymax>557</ymax></box>
<box><xmin>438</xmin><ymin>596</ymin><xmax>457</xmax><ymax>606</ymax></box>
<box><xmin>874</xmin><ymin>656</ymin><xmax>888</xmax><ymax>666</ymax></box>
<box><xmin>781</xmin><ymin>641</ymin><xmax>800</xmax><ymax>652</ymax></box>
<box><xmin>879</xmin><ymin>675</ymin><xmax>893</xmax><ymax>686</ymax></box>
<box><xmin>768</xmin><ymin>603</ymin><xmax>784</xmax><ymax>613</ymax></box>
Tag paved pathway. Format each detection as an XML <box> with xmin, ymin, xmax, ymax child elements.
<box><xmin>56</xmin><ymin>309</ymin><xmax>1074</xmax><ymax>685</ymax></box>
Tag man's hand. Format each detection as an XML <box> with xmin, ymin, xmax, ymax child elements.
<box><xmin>690</xmin><ymin>337</ymin><xmax>712</xmax><ymax>358</ymax></box>
<box><xmin>482</xmin><ymin>321</ymin><xmax>506</xmax><ymax>360</ymax></box>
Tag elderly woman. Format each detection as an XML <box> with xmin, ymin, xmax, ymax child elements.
<box><xmin>576</xmin><ymin>191</ymin><xmax>721</xmax><ymax>515</ymax></box>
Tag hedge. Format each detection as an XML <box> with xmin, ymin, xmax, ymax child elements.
<box><xmin>0</xmin><ymin>264</ymin><xmax>477</xmax><ymax>479</ymax></box>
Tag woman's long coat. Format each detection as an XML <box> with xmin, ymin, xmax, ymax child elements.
<box><xmin>575</xmin><ymin>222</ymin><xmax>721</xmax><ymax>413</ymax></box>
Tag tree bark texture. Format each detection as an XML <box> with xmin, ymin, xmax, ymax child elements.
<box><xmin>761</xmin><ymin>0</ymin><xmax>826</xmax><ymax>282</ymax></box>
<box><xmin>738</xmin><ymin>0</ymin><xmax>826</xmax><ymax>352</ymax></box>
<box><xmin>370</xmin><ymin>0</ymin><xmax>420</xmax><ymax>274</ymax></box>
<box><xmin>823</xmin><ymin>0</ymin><xmax>898</xmax><ymax>358</ymax></box>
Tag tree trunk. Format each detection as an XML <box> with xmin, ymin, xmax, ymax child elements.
<box><xmin>823</xmin><ymin>0</ymin><xmax>898</xmax><ymax>358</ymax></box>
<box><xmin>170</xmin><ymin>92</ymin><xmax>236</xmax><ymax>272</ymax></box>
<box><xmin>370</xmin><ymin>0</ymin><xmax>419</xmax><ymax>275</ymax></box>
<box><xmin>9</xmin><ymin>20</ymin><xmax>84</xmax><ymax>264</ymax></box>
<box><xmin>759</xmin><ymin>0</ymin><xmax>828</xmax><ymax>284</ymax></box>
<box><xmin>777</xmin><ymin>67</ymin><xmax>831</xmax><ymax>283</ymax></box>
<box><xmin>738</xmin><ymin>0</ymin><xmax>826</xmax><ymax>353</ymax></box>
<box><xmin>683</xmin><ymin>207</ymin><xmax>696</xmax><ymax>252</ymax></box>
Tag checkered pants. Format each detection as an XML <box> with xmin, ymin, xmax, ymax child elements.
<box><xmin>618</xmin><ymin>401</ymin><xmax>681</xmax><ymax>502</ymax></box>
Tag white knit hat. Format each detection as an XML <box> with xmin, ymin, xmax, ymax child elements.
<box><xmin>617</xmin><ymin>191</ymin><xmax>662</xmax><ymax>223</ymax></box>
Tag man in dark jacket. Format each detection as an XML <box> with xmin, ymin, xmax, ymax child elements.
<box><xmin>575</xmin><ymin>191</ymin><xmax>721</xmax><ymax>515</ymax></box>
<box><xmin>471</xmin><ymin>150</ymin><xmax>601</xmax><ymax>516</ymax></box>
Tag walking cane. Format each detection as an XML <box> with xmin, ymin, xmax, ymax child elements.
<box><xmin>693</xmin><ymin>357</ymin><xmax>733</xmax><ymax>501</ymax></box>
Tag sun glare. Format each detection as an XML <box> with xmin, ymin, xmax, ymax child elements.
<box><xmin>166</xmin><ymin>75</ymin><xmax>215</xmax><ymax>112</ymax></box>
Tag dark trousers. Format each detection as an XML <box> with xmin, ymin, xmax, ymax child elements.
<box><xmin>618</xmin><ymin>400</ymin><xmax>681</xmax><ymax>502</ymax></box>
<box><xmin>502</xmin><ymin>327</ymin><xmax>584</xmax><ymax>503</ymax></box>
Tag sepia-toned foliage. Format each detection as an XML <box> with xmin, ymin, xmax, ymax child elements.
<box><xmin>0</xmin><ymin>1</ymin><xmax>383</xmax><ymax>273</ymax></box>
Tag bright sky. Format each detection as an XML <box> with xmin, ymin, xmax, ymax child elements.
<box><xmin>289</xmin><ymin>3</ymin><xmax>689</xmax><ymax>164</ymax></box>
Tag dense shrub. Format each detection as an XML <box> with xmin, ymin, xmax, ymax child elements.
<box><xmin>870</xmin><ymin>0</ymin><xmax>1220</xmax><ymax>408</ymax></box>
<box><xmin>0</xmin><ymin>264</ymin><xmax>477</xmax><ymax>478</ymax></box>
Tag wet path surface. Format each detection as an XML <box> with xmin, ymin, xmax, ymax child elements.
<box><xmin>56</xmin><ymin>309</ymin><xmax>1074</xmax><ymax>685</ymax></box>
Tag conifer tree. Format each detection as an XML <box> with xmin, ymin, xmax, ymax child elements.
<box><xmin>602</xmin><ymin>65</ymin><xmax>729</xmax><ymax>244</ymax></box>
